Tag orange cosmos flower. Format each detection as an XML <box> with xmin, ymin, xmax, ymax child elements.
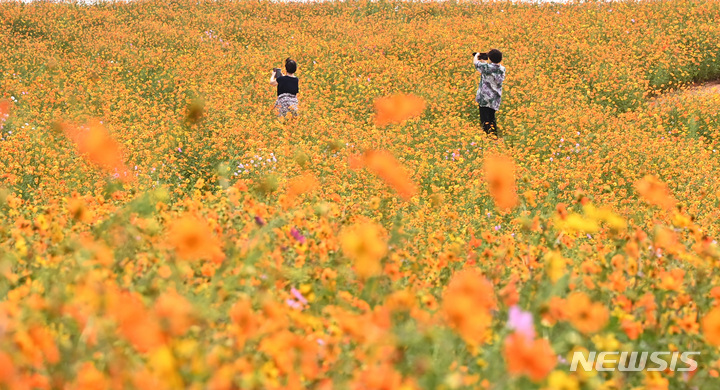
<box><xmin>352</xmin><ymin>362</ymin><xmax>404</xmax><ymax>390</ymax></box>
<box><xmin>655</xmin><ymin>268</ymin><xmax>685</xmax><ymax>291</ymax></box>
<box><xmin>644</xmin><ymin>371</ymin><xmax>669</xmax><ymax>390</ymax></box>
<box><xmin>634</xmin><ymin>175</ymin><xmax>676</xmax><ymax>210</ymax></box>
<box><xmin>500</xmin><ymin>278</ymin><xmax>520</xmax><ymax>307</ymax></box>
<box><xmin>702</xmin><ymin>307</ymin><xmax>720</xmax><ymax>346</ymax></box>
<box><xmin>362</xmin><ymin>149</ymin><xmax>418</xmax><ymax>201</ymax></box>
<box><xmin>443</xmin><ymin>269</ymin><xmax>497</xmax><ymax>345</ymax></box>
<box><xmin>108</xmin><ymin>291</ymin><xmax>165</xmax><ymax>353</ymax></box>
<box><xmin>386</xmin><ymin>289</ymin><xmax>416</xmax><ymax>311</ymax></box>
<box><xmin>259</xmin><ymin>330</ymin><xmax>297</xmax><ymax>374</ymax></box>
<box><xmin>67</xmin><ymin>196</ymin><xmax>93</xmax><ymax>222</ymax></box>
<box><xmin>654</xmin><ymin>226</ymin><xmax>679</xmax><ymax>252</ymax></box>
<box><xmin>340</xmin><ymin>221</ymin><xmax>388</xmax><ymax>278</ymax></box>
<box><xmin>540</xmin><ymin>296</ymin><xmax>569</xmax><ymax>326</ymax></box>
<box><xmin>167</xmin><ymin>214</ymin><xmax>225</xmax><ymax>263</ymax></box>
<box><xmin>286</xmin><ymin>172</ymin><xmax>319</xmax><ymax>202</ymax></box>
<box><xmin>28</xmin><ymin>325</ymin><xmax>60</xmax><ymax>365</ymax></box>
<box><xmin>14</xmin><ymin>330</ymin><xmax>43</xmax><ymax>367</ymax></box>
<box><xmin>503</xmin><ymin>332</ymin><xmax>556</xmax><ymax>382</ymax></box>
<box><xmin>622</xmin><ymin>319</ymin><xmax>644</xmax><ymax>340</ymax></box>
<box><xmin>565</xmin><ymin>292</ymin><xmax>609</xmax><ymax>334</ymax></box>
<box><xmin>62</xmin><ymin>120</ymin><xmax>132</xmax><ymax>182</ymax></box>
<box><xmin>676</xmin><ymin>313</ymin><xmax>699</xmax><ymax>334</ymax></box>
<box><xmin>0</xmin><ymin>100</ymin><xmax>9</xmax><ymax>129</ymax></box>
<box><xmin>229</xmin><ymin>298</ymin><xmax>258</xmax><ymax>346</ymax></box>
<box><xmin>373</xmin><ymin>93</ymin><xmax>426</xmax><ymax>127</ymax></box>
<box><xmin>73</xmin><ymin>362</ymin><xmax>108</xmax><ymax>390</ymax></box>
<box><xmin>484</xmin><ymin>153</ymin><xmax>518</xmax><ymax>210</ymax></box>
<box><xmin>154</xmin><ymin>289</ymin><xmax>195</xmax><ymax>336</ymax></box>
<box><xmin>207</xmin><ymin>365</ymin><xmax>236</xmax><ymax>390</ymax></box>
<box><xmin>0</xmin><ymin>351</ymin><xmax>15</xmax><ymax>385</ymax></box>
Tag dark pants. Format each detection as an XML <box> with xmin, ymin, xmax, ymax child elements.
<box><xmin>479</xmin><ymin>106</ymin><xmax>497</xmax><ymax>136</ymax></box>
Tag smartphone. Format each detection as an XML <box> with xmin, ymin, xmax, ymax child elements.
<box><xmin>273</xmin><ymin>68</ymin><xmax>283</xmax><ymax>79</ymax></box>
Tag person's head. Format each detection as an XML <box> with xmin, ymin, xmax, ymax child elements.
<box><xmin>285</xmin><ymin>58</ymin><xmax>297</xmax><ymax>74</ymax></box>
<box><xmin>488</xmin><ymin>49</ymin><xmax>502</xmax><ymax>64</ymax></box>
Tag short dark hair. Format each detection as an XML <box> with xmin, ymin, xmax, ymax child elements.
<box><xmin>488</xmin><ymin>49</ymin><xmax>502</xmax><ymax>64</ymax></box>
<box><xmin>285</xmin><ymin>58</ymin><xmax>297</xmax><ymax>74</ymax></box>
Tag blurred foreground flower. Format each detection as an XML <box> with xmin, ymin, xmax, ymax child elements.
<box><xmin>443</xmin><ymin>268</ymin><xmax>496</xmax><ymax>346</ymax></box>
<box><xmin>373</xmin><ymin>93</ymin><xmax>426</xmax><ymax>127</ymax></box>
<box><xmin>154</xmin><ymin>289</ymin><xmax>195</xmax><ymax>336</ymax></box>
<box><xmin>286</xmin><ymin>172</ymin><xmax>320</xmax><ymax>203</ymax></box>
<box><xmin>0</xmin><ymin>100</ymin><xmax>9</xmax><ymax>129</ymax></box>
<box><xmin>229</xmin><ymin>298</ymin><xmax>258</xmax><ymax>347</ymax></box>
<box><xmin>0</xmin><ymin>352</ymin><xmax>14</xmax><ymax>385</ymax></box>
<box><xmin>635</xmin><ymin>175</ymin><xmax>676</xmax><ymax>210</ymax></box>
<box><xmin>74</xmin><ymin>362</ymin><xmax>109</xmax><ymax>390</ymax></box>
<box><xmin>62</xmin><ymin>119</ymin><xmax>132</xmax><ymax>182</ymax></box>
<box><xmin>503</xmin><ymin>332</ymin><xmax>556</xmax><ymax>382</ymax></box>
<box><xmin>185</xmin><ymin>98</ymin><xmax>205</xmax><ymax>124</ymax></box>
<box><xmin>484</xmin><ymin>153</ymin><xmax>518</xmax><ymax>210</ymax></box>
<box><xmin>566</xmin><ymin>292</ymin><xmax>609</xmax><ymax>334</ymax></box>
<box><xmin>167</xmin><ymin>214</ymin><xmax>225</xmax><ymax>263</ymax></box>
<box><xmin>107</xmin><ymin>290</ymin><xmax>165</xmax><ymax>353</ymax></box>
<box><xmin>547</xmin><ymin>371</ymin><xmax>580</xmax><ymax>390</ymax></box>
<box><xmin>356</xmin><ymin>150</ymin><xmax>418</xmax><ymax>201</ymax></box>
<box><xmin>702</xmin><ymin>306</ymin><xmax>720</xmax><ymax>346</ymax></box>
<box><xmin>340</xmin><ymin>221</ymin><xmax>388</xmax><ymax>278</ymax></box>
<box><xmin>67</xmin><ymin>196</ymin><xmax>93</xmax><ymax>223</ymax></box>
<box><xmin>507</xmin><ymin>306</ymin><xmax>536</xmax><ymax>341</ymax></box>
<box><xmin>352</xmin><ymin>363</ymin><xmax>407</xmax><ymax>389</ymax></box>
<box><xmin>544</xmin><ymin>251</ymin><xmax>568</xmax><ymax>283</ymax></box>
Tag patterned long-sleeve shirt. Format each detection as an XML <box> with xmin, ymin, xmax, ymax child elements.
<box><xmin>474</xmin><ymin>60</ymin><xmax>506</xmax><ymax>111</ymax></box>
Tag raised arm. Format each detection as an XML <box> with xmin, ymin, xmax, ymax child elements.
<box><xmin>269</xmin><ymin>70</ymin><xmax>278</xmax><ymax>86</ymax></box>
<box><xmin>473</xmin><ymin>53</ymin><xmax>488</xmax><ymax>74</ymax></box>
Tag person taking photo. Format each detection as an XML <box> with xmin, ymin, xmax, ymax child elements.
<box><xmin>473</xmin><ymin>49</ymin><xmax>505</xmax><ymax>137</ymax></box>
<box><xmin>270</xmin><ymin>57</ymin><xmax>299</xmax><ymax>117</ymax></box>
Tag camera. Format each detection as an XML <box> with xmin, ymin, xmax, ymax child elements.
<box><xmin>473</xmin><ymin>52</ymin><xmax>489</xmax><ymax>60</ymax></box>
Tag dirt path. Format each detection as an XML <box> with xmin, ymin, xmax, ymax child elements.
<box><xmin>681</xmin><ymin>80</ymin><xmax>720</xmax><ymax>95</ymax></box>
<box><xmin>649</xmin><ymin>80</ymin><xmax>720</xmax><ymax>106</ymax></box>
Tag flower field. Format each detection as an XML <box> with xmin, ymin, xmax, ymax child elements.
<box><xmin>2</xmin><ymin>0</ymin><xmax>720</xmax><ymax>388</ymax></box>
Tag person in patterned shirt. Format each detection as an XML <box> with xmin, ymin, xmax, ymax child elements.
<box><xmin>474</xmin><ymin>49</ymin><xmax>505</xmax><ymax>137</ymax></box>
